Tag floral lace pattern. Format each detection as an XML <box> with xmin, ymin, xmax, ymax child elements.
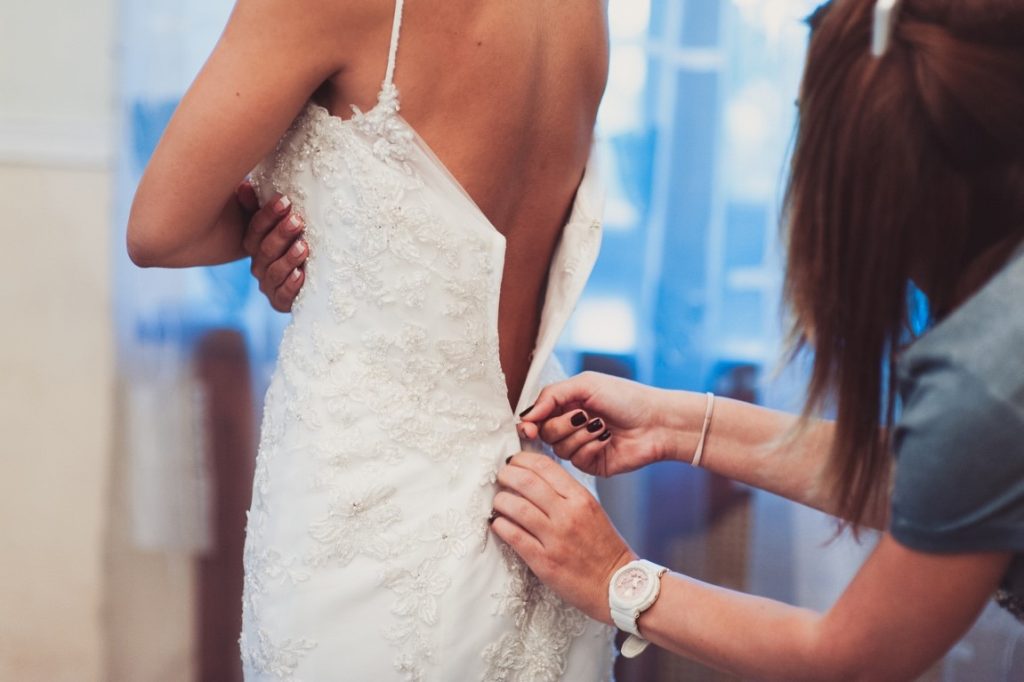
<box><xmin>240</xmin><ymin>629</ymin><xmax>317</xmax><ymax>681</ymax></box>
<box><xmin>482</xmin><ymin>544</ymin><xmax>590</xmax><ymax>681</ymax></box>
<box><xmin>307</xmin><ymin>481</ymin><xmax>402</xmax><ymax>566</ymax></box>
<box><xmin>242</xmin><ymin>74</ymin><xmax>610</xmax><ymax>679</ymax></box>
<box><xmin>241</xmin><ymin>532</ymin><xmax>316</xmax><ymax>680</ymax></box>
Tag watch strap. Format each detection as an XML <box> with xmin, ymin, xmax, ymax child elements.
<box><xmin>610</xmin><ymin>604</ymin><xmax>641</xmax><ymax>636</ymax></box>
<box><xmin>621</xmin><ymin>634</ymin><xmax>652</xmax><ymax>658</ymax></box>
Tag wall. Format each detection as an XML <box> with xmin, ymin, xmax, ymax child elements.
<box><xmin>0</xmin><ymin>166</ymin><xmax>113</xmax><ymax>681</ymax></box>
<box><xmin>0</xmin><ymin>3</ymin><xmax>116</xmax><ymax>680</ymax></box>
<box><xmin>0</xmin><ymin>2</ymin><xmax>194</xmax><ymax>680</ymax></box>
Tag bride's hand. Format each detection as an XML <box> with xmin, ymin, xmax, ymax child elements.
<box><xmin>237</xmin><ymin>182</ymin><xmax>308</xmax><ymax>313</ymax></box>
<box><xmin>519</xmin><ymin>372</ymin><xmax>704</xmax><ymax>477</ymax></box>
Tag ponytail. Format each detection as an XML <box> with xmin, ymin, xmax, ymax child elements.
<box><xmin>784</xmin><ymin>0</ymin><xmax>1024</xmax><ymax>528</ymax></box>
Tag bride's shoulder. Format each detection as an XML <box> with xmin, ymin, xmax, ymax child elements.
<box><xmin>225</xmin><ymin>0</ymin><xmax>395</xmax><ymax>67</ymax></box>
<box><xmin>234</xmin><ymin>0</ymin><xmax>394</xmax><ymax>24</ymax></box>
<box><xmin>229</xmin><ymin>0</ymin><xmax>394</xmax><ymax>41</ymax></box>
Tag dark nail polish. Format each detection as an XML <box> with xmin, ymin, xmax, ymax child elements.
<box><xmin>488</xmin><ymin>510</ymin><xmax>499</xmax><ymax>524</ymax></box>
<box><xmin>598</xmin><ymin>430</ymin><xmax>612</xmax><ymax>442</ymax></box>
<box><xmin>570</xmin><ymin>411</ymin><xmax>587</xmax><ymax>427</ymax></box>
<box><xmin>505</xmin><ymin>455</ymin><xmax>514</xmax><ymax>465</ymax></box>
<box><xmin>587</xmin><ymin>418</ymin><xmax>604</xmax><ymax>433</ymax></box>
<box><xmin>519</xmin><ymin>404</ymin><xmax>535</xmax><ymax>418</ymax></box>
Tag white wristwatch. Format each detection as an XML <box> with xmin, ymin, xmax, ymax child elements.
<box><xmin>608</xmin><ymin>559</ymin><xmax>668</xmax><ymax>658</ymax></box>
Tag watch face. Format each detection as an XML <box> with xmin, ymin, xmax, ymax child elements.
<box><xmin>613</xmin><ymin>567</ymin><xmax>651</xmax><ymax>602</ymax></box>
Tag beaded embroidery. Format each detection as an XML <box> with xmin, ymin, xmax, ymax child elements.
<box><xmin>243</xmin><ymin>82</ymin><xmax>610</xmax><ymax>678</ymax></box>
<box><xmin>241</xmin><ymin>1</ymin><xmax>611</xmax><ymax>677</ymax></box>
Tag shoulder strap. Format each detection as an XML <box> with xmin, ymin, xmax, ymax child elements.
<box><xmin>383</xmin><ymin>0</ymin><xmax>406</xmax><ymax>87</ymax></box>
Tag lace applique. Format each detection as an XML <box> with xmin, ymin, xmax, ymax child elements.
<box><xmin>245</xmin><ymin>545</ymin><xmax>311</xmax><ymax>592</ymax></box>
<box><xmin>481</xmin><ymin>545</ymin><xmax>593</xmax><ymax>682</ymax></box>
<box><xmin>241</xmin><ymin>535</ymin><xmax>317</xmax><ymax>678</ymax></box>
<box><xmin>383</xmin><ymin>559</ymin><xmax>452</xmax><ymax>629</ymax></box>
<box><xmin>242</xmin><ymin>344</ymin><xmax>323</xmax><ymax>676</ymax></box>
<box><xmin>379</xmin><ymin>504</ymin><xmax>480</xmax><ymax>681</ymax></box>
<box><xmin>246</xmin><ymin>78</ymin><xmax>604</xmax><ymax>679</ymax></box>
<box><xmin>437</xmin><ymin>319</ymin><xmax>508</xmax><ymax>398</ymax></box>
<box><xmin>421</xmin><ymin>509</ymin><xmax>473</xmax><ymax>559</ymax></box>
<box><xmin>306</xmin><ymin>432</ymin><xmax>383</xmax><ymax>489</ymax></box>
<box><xmin>350</xmin><ymin>83</ymin><xmax>415</xmax><ymax>167</ymax></box>
<box><xmin>380</xmin><ymin>560</ymin><xmax>447</xmax><ymax>681</ymax></box>
<box><xmin>242</xmin><ymin>542</ymin><xmax>311</xmax><ymax>633</ymax></box>
<box><xmin>308</xmin><ymin>482</ymin><xmax>402</xmax><ymax>566</ymax></box>
<box><xmin>241</xmin><ymin>628</ymin><xmax>317</xmax><ymax>681</ymax></box>
<box><xmin>346</xmin><ymin>322</ymin><xmax>506</xmax><ymax>480</ymax></box>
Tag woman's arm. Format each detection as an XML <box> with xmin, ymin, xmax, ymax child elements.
<box><xmin>667</xmin><ymin>393</ymin><xmax>890</xmax><ymax>529</ymax></box>
<box><xmin>641</xmin><ymin>536</ymin><xmax>1007</xmax><ymax>681</ymax></box>
<box><xmin>492</xmin><ymin>451</ymin><xmax>1011</xmax><ymax>681</ymax></box>
<box><xmin>520</xmin><ymin>372</ymin><xmax>890</xmax><ymax>528</ymax></box>
<box><xmin>127</xmin><ymin>0</ymin><xmax>376</xmax><ymax>267</ymax></box>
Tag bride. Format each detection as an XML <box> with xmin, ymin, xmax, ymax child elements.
<box><xmin>127</xmin><ymin>0</ymin><xmax>614</xmax><ymax>679</ymax></box>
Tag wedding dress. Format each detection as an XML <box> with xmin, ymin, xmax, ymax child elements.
<box><xmin>242</xmin><ymin>1</ymin><xmax>614</xmax><ymax>679</ymax></box>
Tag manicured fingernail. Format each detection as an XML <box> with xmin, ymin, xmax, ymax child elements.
<box><xmin>570</xmin><ymin>411</ymin><xmax>587</xmax><ymax>427</ymax></box>
<box><xmin>598</xmin><ymin>430</ymin><xmax>612</xmax><ymax>442</ymax></box>
<box><xmin>505</xmin><ymin>455</ymin><xmax>514</xmax><ymax>465</ymax></box>
<box><xmin>291</xmin><ymin>240</ymin><xmax>306</xmax><ymax>257</ymax></box>
<box><xmin>290</xmin><ymin>268</ymin><xmax>301</xmax><ymax>281</ymax></box>
<box><xmin>276</xmin><ymin>196</ymin><xmax>291</xmax><ymax>213</ymax></box>
<box><xmin>587</xmin><ymin>418</ymin><xmax>604</xmax><ymax>433</ymax></box>
<box><xmin>519</xmin><ymin>404</ymin><xmax>535</xmax><ymax>418</ymax></box>
<box><xmin>488</xmin><ymin>510</ymin><xmax>498</xmax><ymax>524</ymax></box>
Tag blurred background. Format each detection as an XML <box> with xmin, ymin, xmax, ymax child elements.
<box><xmin>3</xmin><ymin>0</ymin><xmax>1022</xmax><ymax>680</ymax></box>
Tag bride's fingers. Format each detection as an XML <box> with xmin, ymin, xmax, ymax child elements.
<box><xmin>538</xmin><ymin>409</ymin><xmax>590</xmax><ymax>444</ymax></box>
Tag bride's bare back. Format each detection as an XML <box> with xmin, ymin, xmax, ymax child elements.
<box><xmin>320</xmin><ymin>0</ymin><xmax>608</xmax><ymax>404</ymax></box>
<box><xmin>129</xmin><ymin>0</ymin><xmax>608</xmax><ymax>405</ymax></box>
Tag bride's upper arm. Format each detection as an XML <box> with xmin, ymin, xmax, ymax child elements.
<box><xmin>127</xmin><ymin>0</ymin><xmax>374</xmax><ymax>266</ymax></box>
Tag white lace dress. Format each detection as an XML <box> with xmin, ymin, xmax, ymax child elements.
<box><xmin>242</xmin><ymin>2</ymin><xmax>614</xmax><ymax>679</ymax></box>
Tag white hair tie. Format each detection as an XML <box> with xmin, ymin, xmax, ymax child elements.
<box><xmin>872</xmin><ymin>0</ymin><xmax>905</xmax><ymax>57</ymax></box>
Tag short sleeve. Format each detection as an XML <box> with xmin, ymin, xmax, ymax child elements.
<box><xmin>890</xmin><ymin>355</ymin><xmax>1024</xmax><ymax>554</ymax></box>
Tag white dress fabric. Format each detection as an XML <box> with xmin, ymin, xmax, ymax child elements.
<box><xmin>243</xmin><ymin>2</ymin><xmax>614</xmax><ymax>679</ymax></box>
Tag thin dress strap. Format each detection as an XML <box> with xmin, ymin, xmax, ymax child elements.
<box><xmin>383</xmin><ymin>0</ymin><xmax>405</xmax><ymax>88</ymax></box>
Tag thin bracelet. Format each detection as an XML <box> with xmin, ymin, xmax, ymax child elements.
<box><xmin>690</xmin><ymin>392</ymin><xmax>715</xmax><ymax>468</ymax></box>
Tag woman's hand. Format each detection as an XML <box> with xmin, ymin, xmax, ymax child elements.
<box><xmin>490</xmin><ymin>451</ymin><xmax>637</xmax><ymax>623</ymax></box>
<box><xmin>519</xmin><ymin>372</ymin><xmax>704</xmax><ymax>477</ymax></box>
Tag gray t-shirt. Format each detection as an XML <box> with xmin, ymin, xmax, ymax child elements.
<box><xmin>891</xmin><ymin>244</ymin><xmax>1024</xmax><ymax>619</ymax></box>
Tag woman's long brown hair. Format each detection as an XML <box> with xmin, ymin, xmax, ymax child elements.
<box><xmin>783</xmin><ymin>0</ymin><xmax>1024</xmax><ymax>528</ymax></box>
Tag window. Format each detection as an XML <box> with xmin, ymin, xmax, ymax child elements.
<box><xmin>564</xmin><ymin>2</ymin><xmax>1024</xmax><ymax>679</ymax></box>
<box><xmin>115</xmin><ymin>1</ymin><xmax>1024</xmax><ymax>679</ymax></box>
